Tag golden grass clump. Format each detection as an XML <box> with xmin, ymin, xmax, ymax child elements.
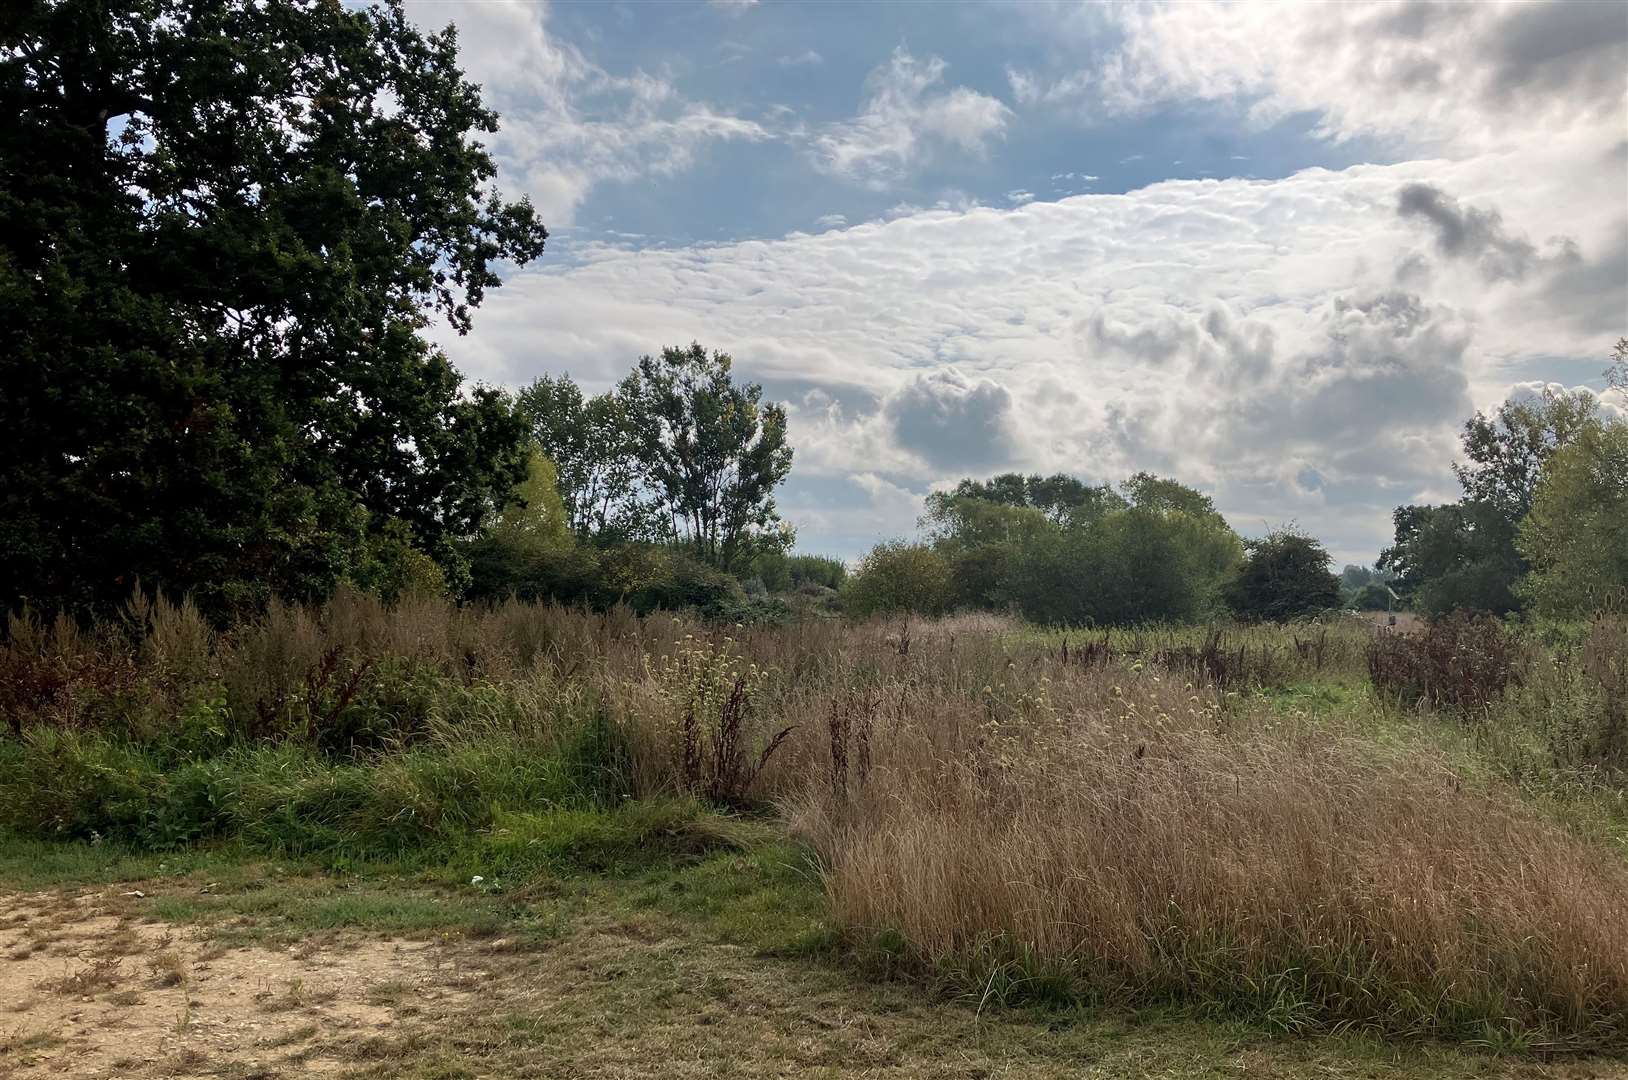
<box><xmin>790</xmin><ymin>660</ymin><xmax>1628</xmax><ymax>1047</ymax></box>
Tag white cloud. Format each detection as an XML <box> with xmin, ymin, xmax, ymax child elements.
<box><xmin>419</xmin><ymin>1</ymin><xmax>1625</xmax><ymax>563</ymax></box>
<box><xmin>443</xmin><ymin>137</ymin><xmax>1622</xmax><ymax>563</ymax></box>
<box><xmin>707</xmin><ymin>0</ymin><xmax>759</xmax><ymax>12</ymax></box>
<box><xmin>1006</xmin><ymin>189</ymin><xmax>1035</xmax><ymax>205</ymax></box>
<box><xmin>1504</xmin><ymin>381</ymin><xmax>1628</xmax><ymax>424</ymax></box>
<box><xmin>778</xmin><ymin>50</ymin><xmax>824</xmax><ymax>67</ymax></box>
<box><xmin>407</xmin><ymin>1</ymin><xmax>769</xmax><ymax>224</ymax></box>
<box><xmin>1046</xmin><ymin>1</ymin><xmax>1627</xmax><ymax>153</ymax></box>
<box><xmin>812</xmin><ymin>49</ymin><xmax>1012</xmax><ymax>186</ymax></box>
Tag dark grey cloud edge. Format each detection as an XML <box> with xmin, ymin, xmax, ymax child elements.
<box><xmin>1395</xmin><ymin>182</ymin><xmax>1579</xmax><ymax>284</ymax></box>
<box><xmin>883</xmin><ymin>370</ymin><xmax>1018</xmax><ymax>471</ymax></box>
<box><xmin>1374</xmin><ymin>0</ymin><xmax>1628</xmax><ymax>116</ymax></box>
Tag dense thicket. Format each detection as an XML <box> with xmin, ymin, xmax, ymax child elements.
<box><xmin>0</xmin><ymin>0</ymin><xmax>546</xmax><ymax>617</ymax></box>
<box><xmin>847</xmin><ymin>472</ymin><xmax>1255</xmax><ymax>625</ymax></box>
<box><xmin>1226</xmin><ymin>529</ymin><xmax>1342</xmax><ymax>622</ymax></box>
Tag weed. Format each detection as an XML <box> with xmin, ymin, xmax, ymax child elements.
<box><xmin>1367</xmin><ymin>611</ymin><xmax>1521</xmax><ymax>715</ymax></box>
<box><xmin>148</xmin><ymin>947</ymin><xmax>189</xmax><ymax>987</ymax></box>
<box><xmin>44</xmin><ymin>955</ymin><xmax>122</xmax><ymax>996</ymax></box>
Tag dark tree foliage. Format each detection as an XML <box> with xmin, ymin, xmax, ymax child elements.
<box><xmin>916</xmin><ymin>470</ymin><xmax>1241</xmax><ymax>624</ymax></box>
<box><xmin>0</xmin><ymin>1</ymin><xmax>546</xmax><ymax>616</ymax></box>
<box><xmin>933</xmin><ymin>472</ymin><xmax>1126</xmax><ymax>528</ymax></box>
<box><xmin>1340</xmin><ymin>565</ymin><xmax>1377</xmax><ymax>592</ymax></box>
<box><xmin>1379</xmin><ymin>503</ymin><xmax>1524</xmax><ymax>616</ymax></box>
<box><xmin>1351</xmin><ymin>581</ymin><xmax>1393</xmax><ymax>611</ymax></box>
<box><xmin>1226</xmin><ymin>528</ymin><xmax>1342</xmax><ymax>622</ymax></box>
<box><xmin>1380</xmin><ymin>387</ymin><xmax>1603</xmax><ymax>617</ymax></box>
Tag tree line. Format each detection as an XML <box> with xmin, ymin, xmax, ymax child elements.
<box><xmin>842</xmin><ymin>473</ymin><xmax>1344</xmax><ymax>624</ymax></box>
<box><xmin>1379</xmin><ymin>343</ymin><xmax>1628</xmax><ymax>622</ymax></box>
<box><xmin>4</xmin><ymin>1</ymin><xmax>1619</xmax><ymax>628</ymax></box>
<box><xmin>841</xmin><ymin>338</ymin><xmax>1628</xmax><ymax>627</ymax></box>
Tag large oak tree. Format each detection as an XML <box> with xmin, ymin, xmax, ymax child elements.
<box><xmin>1</xmin><ymin>0</ymin><xmax>546</xmax><ymax>615</ymax></box>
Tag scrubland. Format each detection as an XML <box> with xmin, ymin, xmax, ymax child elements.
<box><xmin>2</xmin><ymin>593</ymin><xmax>1626</xmax><ymax>1076</ymax></box>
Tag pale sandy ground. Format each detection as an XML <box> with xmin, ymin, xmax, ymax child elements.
<box><xmin>0</xmin><ymin>889</ymin><xmax>477</xmax><ymax>1079</ymax></box>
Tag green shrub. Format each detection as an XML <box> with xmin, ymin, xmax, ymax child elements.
<box><xmin>786</xmin><ymin>554</ymin><xmax>847</xmax><ymax>591</ymax></box>
<box><xmin>1350</xmin><ymin>581</ymin><xmax>1393</xmax><ymax>611</ymax></box>
<box><xmin>0</xmin><ymin>730</ymin><xmax>237</xmax><ymax>845</ymax></box>
<box><xmin>1502</xmin><ymin>616</ymin><xmax>1628</xmax><ymax>774</ymax></box>
<box><xmin>0</xmin><ymin>696</ymin><xmax>637</xmax><ymax>857</ymax></box>
<box><xmin>842</xmin><ymin>542</ymin><xmax>952</xmax><ymax>617</ymax></box>
<box><xmin>1225</xmin><ymin>528</ymin><xmax>1342</xmax><ymax>622</ymax></box>
<box><xmin>464</xmin><ymin>537</ymin><xmax>605</xmax><ymax>606</ymax></box>
<box><xmin>998</xmin><ymin>508</ymin><xmax>1240</xmax><ymax>626</ymax></box>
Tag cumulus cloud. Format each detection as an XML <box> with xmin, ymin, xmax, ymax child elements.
<box><xmin>812</xmin><ymin>49</ymin><xmax>1012</xmax><ymax>186</ymax></box>
<box><xmin>1503</xmin><ymin>381</ymin><xmax>1628</xmax><ymax>424</ymax></box>
<box><xmin>406</xmin><ymin>1</ymin><xmax>769</xmax><ymax>223</ymax></box>
<box><xmin>1017</xmin><ymin>0</ymin><xmax>1626</xmax><ymax>152</ymax></box>
<box><xmin>884</xmin><ymin>371</ymin><xmax>1017</xmax><ymax>470</ymax></box>
<box><xmin>427</xmin><ymin>0</ymin><xmax>1625</xmax><ymax>566</ymax></box>
<box><xmin>1396</xmin><ymin>183</ymin><xmax>1552</xmax><ymax>282</ymax></box>
<box><xmin>438</xmin><ymin>137</ymin><xmax>1623</xmax><ymax>563</ymax></box>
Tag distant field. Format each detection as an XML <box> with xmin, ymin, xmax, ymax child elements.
<box><xmin>2</xmin><ymin>597</ymin><xmax>1625</xmax><ymax>1078</ymax></box>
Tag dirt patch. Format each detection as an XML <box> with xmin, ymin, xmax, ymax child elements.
<box><xmin>0</xmin><ymin>889</ymin><xmax>481</xmax><ymax>1078</ymax></box>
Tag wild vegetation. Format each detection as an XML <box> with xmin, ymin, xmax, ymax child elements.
<box><xmin>5</xmin><ymin>3</ymin><xmax>1628</xmax><ymax>1075</ymax></box>
<box><xmin>3</xmin><ymin>592</ymin><xmax>1627</xmax><ymax>1061</ymax></box>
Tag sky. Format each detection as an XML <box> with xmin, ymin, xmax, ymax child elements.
<box><xmin>408</xmin><ymin>0</ymin><xmax>1628</xmax><ymax>567</ymax></box>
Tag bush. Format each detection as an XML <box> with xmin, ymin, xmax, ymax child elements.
<box><xmin>1351</xmin><ymin>581</ymin><xmax>1392</xmax><ymax>611</ymax></box>
<box><xmin>614</xmin><ymin>547</ymin><xmax>747</xmax><ymax>618</ymax></box>
<box><xmin>466</xmin><ymin>540</ymin><xmax>748</xmax><ymax>620</ymax></box>
<box><xmin>999</xmin><ymin>508</ymin><xmax>1239</xmax><ymax>626</ymax></box>
<box><xmin>841</xmin><ymin>542</ymin><xmax>952</xmax><ymax>617</ymax></box>
<box><xmin>1500</xmin><ymin>616</ymin><xmax>1628</xmax><ymax>774</ymax></box>
<box><xmin>1367</xmin><ymin>611</ymin><xmax>1521</xmax><ymax>715</ymax></box>
<box><xmin>786</xmin><ymin>554</ymin><xmax>847</xmax><ymax>591</ymax></box>
<box><xmin>1226</xmin><ymin>527</ymin><xmax>1341</xmax><ymax>621</ymax></box>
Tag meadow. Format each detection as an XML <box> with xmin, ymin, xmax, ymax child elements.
<box><xmin>2</xmin><ymin>592</ymin><xmax>1626</xmax><ymax>1077</ymax></box>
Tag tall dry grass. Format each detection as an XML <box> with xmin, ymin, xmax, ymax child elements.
<box><xmin>5</xmin><ymin>593</ymin><xmax>1628</xmax><ymax>1046</ymax></box>
<box><xmin>788</xmin><ymin>657</ymin><xmax>1628</xmax><ymax>1047</ymax></box>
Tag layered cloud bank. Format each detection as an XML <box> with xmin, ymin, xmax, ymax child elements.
<box><xmin>420</xmin><ymin>0</ymin><xmax>1626</xmax><ymax>564</ymax></box>
<box><xmin>450</xmin><ymin>149</ymin><xmax>1621</xmax><ymax>561</ymax></box>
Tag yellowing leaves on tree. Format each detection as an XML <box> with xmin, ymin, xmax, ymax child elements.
<box><xmin>490</xmin><ymin>450</ymin><xmax>573</xmax><ymax>556</ymax></box>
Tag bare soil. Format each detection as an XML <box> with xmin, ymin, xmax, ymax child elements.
<box><xmin>0</xmin><ymin>889</ymin><xmax>478</xmax><ymax>1079</ymax></box>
